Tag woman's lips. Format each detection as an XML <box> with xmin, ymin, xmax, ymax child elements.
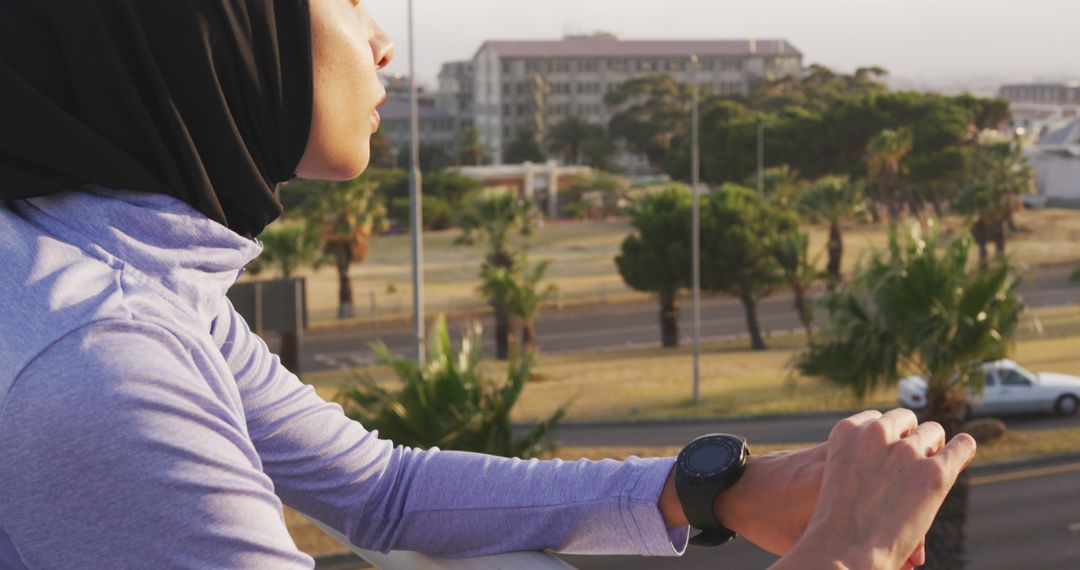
<box><xmin>371</xmin><ymin>108</ymin><xmax>381</xmax><ymax>131</ymax></box>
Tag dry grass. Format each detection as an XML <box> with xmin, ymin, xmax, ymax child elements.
<box><xmin>260</xmin><ymin>207</ymin><xmax>1080</xmax><ymax>326</ymax></box>
<box><xmin>306</xmin><ymin>306</ymin><xmax>1080</xmax><ymax>424</ymax></box>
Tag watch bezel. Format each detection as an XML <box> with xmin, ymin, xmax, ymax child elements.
<box><xmin>676</xmin><ymin>434</ymin><xmax>746</xmax><ymax>479</ymax></box>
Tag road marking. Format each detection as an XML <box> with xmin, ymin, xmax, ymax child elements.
<box><xmin>972</xmin><ymin>462</ymin><xmax>1080</xmax><ymax>486</ymax></box>
<box><xmin>1068</xmin><ymin>523</ymin><xmax>1080</xmax><ymax>533</ymax></box>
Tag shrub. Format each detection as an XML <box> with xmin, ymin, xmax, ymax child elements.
<box><xmin>336</xmin><ymin>317</ymin><xmax>567</xmax><ymax>459</ymax></box>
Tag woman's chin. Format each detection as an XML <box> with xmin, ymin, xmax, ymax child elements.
<box><xmin>295</xmin><ymin>147</ymin><xmax>370</xmax><ymax>181</ymax></box>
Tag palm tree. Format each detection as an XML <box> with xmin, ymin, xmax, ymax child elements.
<box><xmin>336</xmin><ymin>316</ymin><xmax>567</xmax><ymax>459</ymax></box>
<box><xmin>955</xmin><ymin>139</ymin><xmax>1035</xmax><ymax>265</ymax></box>
<box><xmin>457</xmin><ymin>193</ymin><xmax>539</xmax><ymax>359</ymax></box>
<box><xmin>305</xmin><ymin>180</ymin><xmax>388</xmax><ymax>318</ymax></box>
<box><xmin>745</xmin><ymin>165</ymin><xmax>802</xmax><ymax>211</ymax></box>
<box><xmin>866</xmin><ymin>127</ymin><xmax>914</xmax><ymax>222</ymax></box>
<box><xmin>798</xmin><ymin>222</ymin><xmax>1025</xmax><ymax>569</ymax></box>
<box><xmin>248</xmin><ymin>221</ymin><xmax>325</xmax><ymax>279</ymax></box>
<box><xmin>797</xmin><ymin>175</ymin><xmax>866</xmax><ymax>284</ymax></box>
<box><xmin>506</xmin><ymin>257</ymin><xmax>558</xmax><ymax>352</ymax></box>
<box><xmin>772</xmin><ymin>231</ymin><xmax>828</xmax><ymax>341</ymax></box>
<box><xmin>457</xmin><ymin>126</ymin><xmax>487</xmax><ymax>166</ymax></box>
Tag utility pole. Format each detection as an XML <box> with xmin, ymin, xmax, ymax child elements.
<box><xmin>690</xmin><ymin>54</ymin><xmax>702</xmax><ymax>405</ymax></box>
<box><xmin>757</xmin><ymin>121</ymin><xmax>765</xmax><ymax>197</ymax></box>
<box><xmin>407</xmin><ymin>0</ymin><xmax>425</xmax><ymax>363</ymax></box>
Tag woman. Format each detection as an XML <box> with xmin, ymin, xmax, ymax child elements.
<box><xmin>0</xmin><ymin>1</ymin><xmax>973</xmax><ymax>568</ymax></box>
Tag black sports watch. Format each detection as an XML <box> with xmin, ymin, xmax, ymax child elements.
<box><xmin>674</xmin><ymin>433</ymin><xmax>750</xmax><ymax>546</ymax></box>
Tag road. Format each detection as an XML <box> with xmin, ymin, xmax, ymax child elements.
<box><xmin>315</xmin><ymin>457</ymin><xmax>1080</xmax><ymax>569</ymax></box>
<box><xmin>549</xmin><ymin>411</ymin><xmax>1080</xmax><ymax>447</ymax></box>
<box><xmin>298</xmin><ymin>264</ymin><xmax>1079</xmax><ymax>373</ymax></box>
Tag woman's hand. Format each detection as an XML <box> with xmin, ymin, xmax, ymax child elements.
<box><xmin>774</xmin><ymin>409</ymin><xmax>976</xmax><ymax>570</ymax></box>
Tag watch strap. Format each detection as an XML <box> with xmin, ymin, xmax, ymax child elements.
<box><xmin>674</xmin><ymin>435</ymin><xmax>748</xmax><ymax>547</ymax></box>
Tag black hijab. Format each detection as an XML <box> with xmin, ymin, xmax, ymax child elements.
<box><xmin>0</xmin><ymin>0</ymin><xmax>313</xmax><ymax>239</ymax></box>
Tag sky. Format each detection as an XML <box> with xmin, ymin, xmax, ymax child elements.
<box><xmin>365</xmin><ymin>0</ymin><xmax>1080</xmax><ymax>90</ymax></box>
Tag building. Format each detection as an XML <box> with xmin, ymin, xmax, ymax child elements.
<box><xmin>451</xmin><ymin>161</ymin><xmax>592</xmax><ymax>218</ymax></box>
<box><xmin>1028</xmin><ymin>118</ymin><xmax>1080</xmax><ymax>208</ymax></box>
<box><xmin>377</xmin><ymin>99</ymin><xmax>458</xmax><ymax>166</ymax></box>
<box><xmin>999</xmin><ymin>82</ymin><xmax>1080</xmax><ymax>131</ymax></box>
<box><xmin>435</xmin><ymin>60</ymin><xmax>474</xmax><ymax>126</ymax></box>
<box><xmin>471</xmin><ymin>33</ymin><xmax>803</xmax><ymax>163</ymax></box>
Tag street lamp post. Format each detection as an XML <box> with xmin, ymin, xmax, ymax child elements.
<box><xmin>690</xmin><ymin>54</ymin><xmax>702</xmax><ymax>405</ymax></box>
<box><xmin>407</xmin><ymin>0</ymin><xmax>425</xmax><ymax>363</ymax></box>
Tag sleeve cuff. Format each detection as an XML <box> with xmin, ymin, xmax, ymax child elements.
<box><xmin>621</xmin><ymin>456</ymin><xmax>689</xmax><ymax>557</ymax></box>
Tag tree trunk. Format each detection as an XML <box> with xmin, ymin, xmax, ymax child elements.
<box><xmin>929</xmin><ymin>187</ymin><xmax>945</xmax><ymax>219</ymax></box>
<box><xmin>923</xmin><ymin>389</ymin><xmax>970</xmax><ymax>570</ymax></box>
<box><xmin>522</xmin><ymin>318</ymin><xmax>538</xmax><ymax>353</ymax></box>
<box><xmin>335</xmin><ymin>245</ymin><xmax>354</xmax><ymax>319</ymax></box>
<box><xmin>793</xmin><ymin>286</ymin><xmax>813</xmax><ymax>342</ymax></box>
<box><xmin>972</xmin><ymin>220</ymin><xmax>989</xmax><ymax>267</ymax></box>
<box><xmin>739</xmin><ymin>292</ymin><xmax>767</xmax><ymax>351</ymax></box>
<box><xmin>493</xmin><ymin>302</ymin><xmax>513</xmax><ymax>360</ymax></box>
<box><xmin>993</xmin><ymin>220</ymin><xmax>1006</xmax><ymax>258</ymax></box>
<box><xmin>827</xmin><ymin>220</ymin><xmax>844</xmax><ymax>285</ymax></box>
<box><xmin>659</xmin><ymin>291</ymin><xmax>680</xmax><ymax>348</ymax></box>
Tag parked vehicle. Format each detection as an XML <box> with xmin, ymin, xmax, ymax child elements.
<box><xmin>898</xmin><ymin>359</ymin><xmax>1080</xmax><ymax>418</ymax></box>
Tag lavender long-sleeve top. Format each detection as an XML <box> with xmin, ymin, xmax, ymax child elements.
<box><xmin>0</xmin><ymin>188</ymin><xmax>689</xmax><ymax>569</ymax></box>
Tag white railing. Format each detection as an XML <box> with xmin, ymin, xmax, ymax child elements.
<box><xmin>307</xmin><ymin>517</ymin><xmax>576</xmax><ymax>570</ymax></box>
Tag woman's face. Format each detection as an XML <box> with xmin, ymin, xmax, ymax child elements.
<box><xmin>295</xmin><ymin>0</ymin><xmax>393</xmax><ymax>181</ymax></box>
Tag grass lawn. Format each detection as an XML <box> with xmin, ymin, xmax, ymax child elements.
<box><xmin>264</xmin><ymin>207</ymin><xmax>1080</xmax><ymax>326</ymax></box>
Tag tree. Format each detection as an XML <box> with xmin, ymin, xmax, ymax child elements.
<box><xmin>483</xmin><ymin>255</ymin><xmax>558</xmax><ymax>353</ymax></box>
<box><xmin>505</xmin><ymin>126</ymin><xmax>546</xmax><ymax>164</ymax></box>
<box><xmin>797</xmin><ymin>175</ymin><xmax>865</xmax><ymax>283</ymax></box>
<box><xmin>745</xmin><ymin>165</ymin><xmax>802</xmax><ymax>211</ymax></box>
<box><xmin>866</xmin><ymin>127</ymin><xmax>914</xmax><ymax>222</ymax></box>
<box><xmin>247</xmin><ymin>221</ymin><xmax>325</xmax><ymax>279</ymax></box>
<box><xmin>954</xmin><ymin>139</ymin><xmax>1035</xmax><ymax>264</ymax></box>
<box><xmin>748</xmin><ymin>64</ymin><xmax>889</xmax><ymax>114</ymax></box>
<box><xmin>457</xmin><ymin>126</ymin><xmax>487</xmax><ymax>166</ymax></box>
<box><xmin>456</xmin><ymin>193</ymin><xmax>539</xmax><ymax>359</ymax></box>
<box><xmin>798</xmin><ymin>223</ymin><xmax>1025</xmax><ymax>568</ymax></box>
<box><xmin>699</xmin><ymin>184</ymin><xmax>799</xmax><ymax>350</ymax></box>
<box><xmin>337</xmin><ymin>316</ymin><xmax>566</xmax><ymax>459</ymax></box>
<box><xmin>615</xmin><ymin>186</ymin><xmax>692</xmax><ymax>348</ymax></box>
<box><xmin>547</xmin><ymin>116</ymin><xmax>604</xmax><ymax>165</ymax></box>
<box><xmin>303</xmin><ymin>179</ymin><xmax>388</xmax><ymax>318</ymax></box>
<box><xmin>605</xmin><ymin>74</ymin><xmax>694</xmax><ymax>173</ymax></box>
<box><xmin>559</xmin><ymin>173</ymin><xmax>630</xmax><ymax>219</ymax></box>
<box><xmin>772</xmin><ymin>231</ymin><xmax>827</xmax><ymax>341</ymax></box>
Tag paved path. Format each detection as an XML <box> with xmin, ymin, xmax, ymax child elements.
<box><xmin>298</xmin><ymin>264</ymin><xmax>1080</xmax><ymax>373</ymax></box>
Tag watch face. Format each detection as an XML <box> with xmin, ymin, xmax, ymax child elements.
<box><xmin>680</xmin><ymin>435</ymin><xmax>743</xmax><ymax>477</ymax></box>
<box><xmin>688</xmin><ymin>445</ymin><xmax>734</xmax><ymax>473</ymax></box>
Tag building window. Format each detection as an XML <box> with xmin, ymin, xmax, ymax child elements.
<box><xmin>608</xmin><ymin>59</ymin><xmax>627</xmax><ymax>72</ymax></box>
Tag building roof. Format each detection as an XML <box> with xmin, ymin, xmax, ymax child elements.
<box><xmin>378</xmin><ymin>99</ymin><xmax>453</xmax><ymax>122</ymax></box>
<box><xmin>438</xmin><ymin>60</ymin><xmax>473</xmax><ymax>79</ymax></box>
<box><xmin>1037</xmin><ymin>118</ymin><xmax>1080</xmax><ymax>147</ymax></box>
<box><xmin>477</xmin><ymin>36</ymin><xmax>801</xmax><ymax>60</ymax></box>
